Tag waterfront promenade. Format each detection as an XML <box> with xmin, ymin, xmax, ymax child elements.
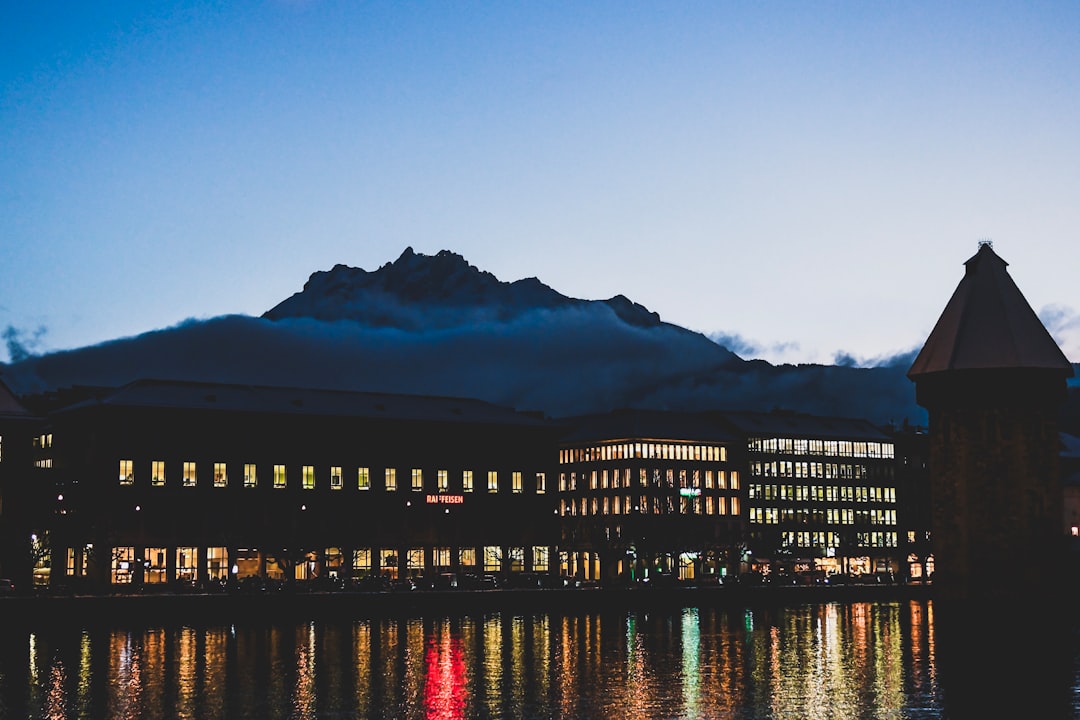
<box><xmin>0</xmin><ymin>582</ymin><xmax>934</xmax><ymax>628</ymax></box>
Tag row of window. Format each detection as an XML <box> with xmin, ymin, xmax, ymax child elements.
<box><xmin>773</xmin><ymin>530</ymin><xmax>899</xmax><ymax>550</ymax></box>
<box><xmin>747</xmin><ymin>437</ymin><xmax>895</xmax><ymax>458</ymax></box>
<box><xmin>751</xmin><ymin>461</ymin><xmax>888</xmax><ymax>480</ymax></box>
<box><xmin>559</xmin><ymin>468</ymin><xmax>741</xmax><ymax>491</ymax></box>
<box><xmin>750</xmin><ymin>507</ymin><xmax>897</xmax><ymax>526</ymax></box>
<box><xmin>67</xmin><ymin>544</ymin><xmax>554</xmax><ymax>584</ymax></box>
<box><xmin>561</xmin><ymin>443</ymin><xmax>728</xmax><ymax>464</ymax></box>
<box><xmin>748</xmin><ymin>484</ymin><xmax>897</xmax><ymax>503</ymax></box>
<box><xmin>560</xmin><ymin>494</ymin><xmax>741</xmax><ymax>517</ymax></box>
<box><xmin>117</xmin><ymin>460</ymin><xmax>546</xmax><ymax>493</ymax></box>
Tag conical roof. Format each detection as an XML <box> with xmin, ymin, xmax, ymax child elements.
<box><xmin>908</xmin><ymin>243</ymin><xmax>1074</xmax><ymax>378</ymax></box>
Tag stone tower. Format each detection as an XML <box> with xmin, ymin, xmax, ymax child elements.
<box><xmin>908</xmin><ymin>242</ymin><xmax>1074</xmax><ymax>603</ymax></box>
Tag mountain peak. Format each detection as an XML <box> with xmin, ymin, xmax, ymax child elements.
<box><xmin>263</xmin><ymin>247</ymin><xmax>664</xmax><ymax>331</ymax></box>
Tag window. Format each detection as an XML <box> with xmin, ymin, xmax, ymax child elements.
<box><xmin>302</xmin><ymin>465</ymin><xmax>315</xmax><ymax>490</ymax></box>
<box><xmin>437</xmin><ymin>470</ymin><xmax>448</xmax><ymax>492</ymax></box>
<box><xmin>411</xmin><ymin>468</ymin><xmax>423</xmax><ymax>492</ymax></box>
<box><xmin>244</xmin><ymin>463</ymin><xmax>257</xmax><ymax>488</ymax></box>
<box><xmin>483</xmin><ymin>546</ymin><xmax>501</xmax><ymax>572</ymax></box>
<box><xmin>206</xmin><ymin>547</ymin><xmax>228</xmax><ymax>580</ymax></box>
<box><xmin>536</xmin><ymin>472</ymin><xmax>546</xmax><ymax>494</ymax></box>
<box><xmin>152</xmin><ymin>461</ymin><xmax>166</xmax><ymax>487</ymax></box>
<box><xmin>214</xmin><ymin>462</ymin><xmax>228</xmax><ymax>488</ymax></box>
<box><xmin>487</xmin><ymin>471</ymin><xmax>498</xmax><ymax>493</ymax></box>
<box><xmin>385</xmin><ymin>468</ymin><xmax>397</xmax><ymax>491</ymax></box>
<box><xmin>273</xmin><ymin>464</ymin><xmax>286</xmax><ymax>489</ymax></box>
<box><xmin>145</xmin><ymin>547</ymin><xmax>167</xmax><ymax>584</ymax></box>
<box><xmin>358</xmin><ymin>467</ymin><xmax>370</xmax><ymax>490</ymax></box>
<box><xmin>119</xmin><ymin>460</ymin><xmax>134</xmax><ymax>485</ymax></box>
<box><xmin>459</xmin><ymin>547</ymin><xmax>476</xmax><ymax>568</ymax></box>
<box><xmin>353</xmin><ymin>548</ymin><xmax>372</xmax><ymax>575</ymax></box>
<box><xmin>111</xmin><ymin>546</ymin><xmax>135</xmax><ymax>584</ymax></box>
<box><xmin>183</xmin><ymin>462</ymin><xmax>197</xmax><ymax>487</ymax></box>
<box><xmin>330</xmin><ymin>466</ymin><xmax>342</xmax><ymax>490</ymax></box>
<box><xmin>176</xmin><ymin>547</ymin><xmax>198</xmax><ymax>581</ymax></box>
<box><xmin>463</xmin><ymin>470</ymin><xmax>474</xmax><ymax>492</ymax></box>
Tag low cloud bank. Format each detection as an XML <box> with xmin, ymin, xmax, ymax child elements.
<box><xmin>1</xmin><ymin>309</ymin><xmax>928</xmax><ymax>425</ymax></box>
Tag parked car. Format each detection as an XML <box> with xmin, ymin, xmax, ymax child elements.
<box><xmin>0</xmin><ymin>578</ymin><xmax>14</xmax><ymax>595</ymax></box>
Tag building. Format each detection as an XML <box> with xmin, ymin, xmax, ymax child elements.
<box><xmin>31</xmin><ymin>379</ymin><xmax>561</xmax><ymax>590</ymax></box>
<box><xmin>725</xmin><ymin>411</ymin><xmax>902</xmax><ymax>579</ymax></box>
<box><xmin>908</xmin><ymin>242</ymin><xmax>1075</xmax><ymax>603</ymax></box>
<box><xmin>0</xmin><ymin>379</ymin><xmax>46</xmax><ymax>586</ymax></box>
<box><xmin>556</xmin><ymin>410</ymin><xmax>743</xmax><ymax>584</ymax></box>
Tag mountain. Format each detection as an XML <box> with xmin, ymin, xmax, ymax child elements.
<box><xmin>0</xmin><ymin>248</ymin><xmax>928</xmax><ymax>425</ymax></box>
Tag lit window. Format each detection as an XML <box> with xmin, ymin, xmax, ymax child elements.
<box><xmin>206</xmin><ymin>547</ymin><xmax>228</xmax><ymax>581</ymax></box>
<box><xmin>385</xmin><ymin>468</ymin><xmax>397</xmax><ymax>491</ymax></box>
<box><xmin>487</xmin><ymin>471</ymin><xmax>498</xmax><ymax>492</ymax></box>
<box><xmin>176</xmin><ymin>547</ymin><xmax>197</xmax><ymax>581</ymax></box>
<box><xmin>183</xmin><ymin>462</ymin><xmax>196</xmax><ymax>487</ymax></box>
<box><xmin>353</xmin><ymin>548</ymin><xmax>372</xmax><ymax>573</ymax></box>
<box><xmin>302</xmin><ymin>465</ymin><xmax>315</xmax><ymax>490</ymax></box>
<box><xmin>330</xmin><ymin>466</ymin><xmax>342</xmax><ymax>490</ymax></box>
<box><xmin>119</xmin><ymin>460</ymin><xmax>134</xmax><ymax>485</ymax></box>
<box><xmin>411</xmin><ymin>468</ymin><xmax>423</xmax><ymax>491</ymax></box>
<box><xmin>463</xmin><ymin>470</ymin><xmax>474</xmax><ymax>492</ymax></box>
<box><xmin>358</xmin><ymin>467</ymin><xmax>370</xmax><ymax>490</ymax></box>
<box><xmin>437</xmin><ymin>470</ymin><xmax>448</xmax><ymax>491</ymax></box>
<box><xmin>152</xmin><ymin>461</ymin><xmax>166</xmax><ymax>487</ymax></box>
<box><xmin>536</xmin><ymin>472</ymin><xmax>546</xmax><ymax>494</ymax></box>
<box><xmin>274</xmin><ymin>464</ymin><xmax>286</xmax><ymax>489</ymax></box>
<box><xmin>214</xmin><ymin>462</ymin><xmax>228</xmax><ymax>488</ymax></box>
<box><xmin>512</xmin><ymin>471</ymin><xmax>523</xmax><ymax>494</ymax></box>
<box><xmin>244</xmin><ymin>463</ymin><xmax>257</xmax><ymax>488</ymax></box>
<box><xmin>459</xmin><ymin>547</ymin><xmax>476</xmax><ymax>567</ymax></box>
<box><xmin>111</xmin><ymin>546</ymin><xmax>135</xmax><ymax>584</ymax></box>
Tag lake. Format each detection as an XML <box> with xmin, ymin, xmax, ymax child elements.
<box><xmin>0</xmin><ymin>595</ymin><xmax>1076</xmax><ymax>719</ymax></box>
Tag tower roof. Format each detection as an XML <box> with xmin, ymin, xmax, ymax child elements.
<box><xmin>908</xmin><ymin>243</ymin><xmax>1074</xmax><ymax>378</ymax></box>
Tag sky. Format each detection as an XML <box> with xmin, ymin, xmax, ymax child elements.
<box><xmin>3</xmin><ymin>1</ymin><xmax>1080</xmax><ymax>367</ymax></box>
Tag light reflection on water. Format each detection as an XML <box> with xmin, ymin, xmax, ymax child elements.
<box><xmin>0</xmin><ymin>600</ymin><xmax>1075</xmax><ymax>719</ymax></box>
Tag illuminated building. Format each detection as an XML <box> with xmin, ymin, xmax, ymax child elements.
<box><xmin>727</xmin><ymin>411</ymin><xmax>902</xmax><ymax>578</ymax></box>
<box><xmin>33</xmin><ymin>379</ymin><xmax>560</xmax><ymax>589</ymax></box>
<box><xmin>556</xmin><ymin>410</ymin><xmax>743</xmax><ymax>584</ymax></box>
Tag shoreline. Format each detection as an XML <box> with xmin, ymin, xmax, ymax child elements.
<box><xmin>0</xmin><ymin>583</ymin><xmax>934</xmax><ymax>628</ymax></box>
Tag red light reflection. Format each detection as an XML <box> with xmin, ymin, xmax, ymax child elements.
<box><xmin>423</xmin><ymin>632</ymin><xmax>468</xmax><ymax>720</ymax></box>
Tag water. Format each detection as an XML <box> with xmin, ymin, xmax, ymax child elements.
<box><xmin>0</xmin><ymin>599</ymin><xmax>1076</xmax><ymax>719</ymax></box>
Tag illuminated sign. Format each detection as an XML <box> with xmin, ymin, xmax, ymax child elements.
<box><xmin>426</xmin><ymin>494</ymin><xmax>464</xmax><ymax>505</ymax></box>
<box><xmin>679</xmin><ymin>488</ymin><xmax>701</xmax><ymax>497</ymax></box>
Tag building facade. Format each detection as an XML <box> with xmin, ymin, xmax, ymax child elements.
<box><xmin>725</xmin><ymin>411</ymin><xmax>902</xmax><ymax>579</ymax></box>
<box><xmin>33</xmin><ymin>379</ymin><xmax>561</xmax><ymax>590</ymax></box>
<box><xmin>556</xmin><ymin>410</ymin><xmax>744</xmax><ymax>584</ymax></box>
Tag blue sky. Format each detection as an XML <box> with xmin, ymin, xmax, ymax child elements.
<box><xmin>3</xmin><ymin>1</ymin><xmax>1080</xmax><ymax>366</ymax></box>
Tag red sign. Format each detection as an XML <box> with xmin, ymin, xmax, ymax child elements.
<box><xmin>426</xmin><ymin>494</ymin><xmax>464</xmax><ymax>505</ymax></box>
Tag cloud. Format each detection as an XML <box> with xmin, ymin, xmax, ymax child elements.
<box><xmin>708</xmin><ymin>332</ymin><xmax>801</xmax><ymax>362</ymax></box>
<box><xmin>1039</xmin><ymin>304</ymin><xmax>1080</xmax><ymax>361</ymax></box>
<box><xmin>2</xmin><ymin>324</ymin><xmax>47</xmax><ymax>363</ymax></box>
<box><xmin>832</xmin><ymin>347</ymin><xmax>920</xmax><ymax>369</ymax></box>
<box><xmin>0</xmin><ymin>310</ymin><xmax>928</xmax><ymax>426</ymax></box>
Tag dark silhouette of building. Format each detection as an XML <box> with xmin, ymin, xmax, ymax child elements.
<box><xmin>31</xmin><ymin>379</ymin><xmax>561</xmax><ymax>590</ymax></box>
<box><xmin>908</xmin><ymin>242</ymin><xmax>1074</xmax><ymax>603</ymax></box>
<box><xmin>0</xmin><ymin>379</ymin><xmax>46</xmax><ymax>587</ymax></box>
